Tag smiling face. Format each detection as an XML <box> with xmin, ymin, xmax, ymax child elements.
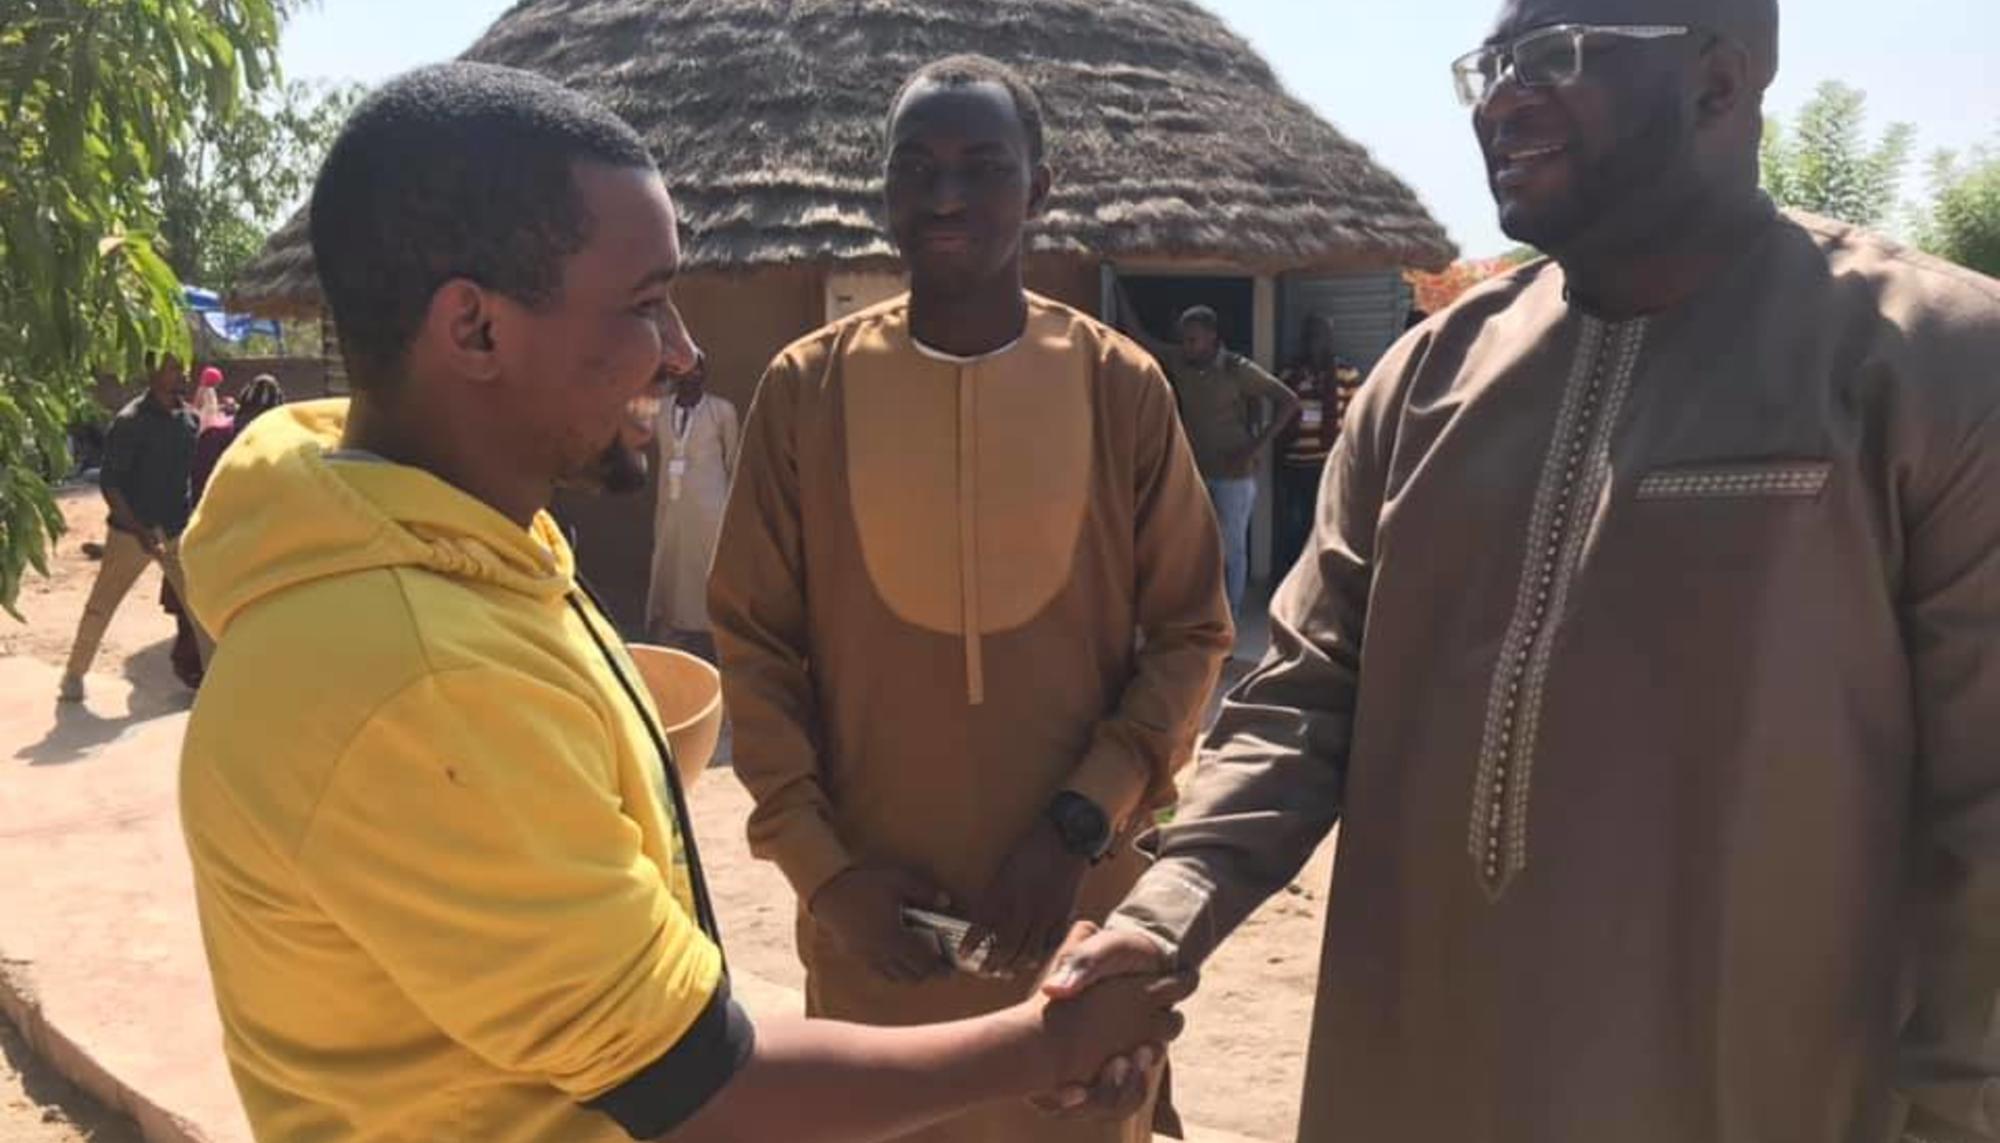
<box><xmin>1473</xmin><ymin>0</ymin><xmax>1704</xmax><ymax>254</ymax></box>
<box><xmin>485</xmin><ymin>162</ymin><xmax>699</xmax><ymax>497</ymax></box>
<box><xmin>883</xmin><ymin>78</ymin><xmax>1051</xmax><ymax>301</ymax></box>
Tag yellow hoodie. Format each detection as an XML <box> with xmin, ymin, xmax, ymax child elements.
<box><xmin>179</xmin><ymin>402</ymin><xmax>749</xmax><ymax>1143</ymax></box>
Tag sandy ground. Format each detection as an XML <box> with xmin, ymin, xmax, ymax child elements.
<box><xmin>0</xmin><ymin>1018</ymin><xmax>144</xmax><ymax>1143</ymax></box>
<box><xmin>0</xmin><ymin>490</ymin><xmax>194</xmax><ymax>713</ymax></box>
<box><xmin>1</xmin><ymin>486</ymin><xmax>1333</xmax><ymax>1142</ymax></box>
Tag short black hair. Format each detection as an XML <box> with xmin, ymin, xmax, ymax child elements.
<box><xmin>309</xmin><ymin>62</ymin><xmax>656</xmax><ymax>389</ymax></box>
<box><xmin>885</xmin><ymin>54</ymin><xmax>1047</xmax><ymax>165</ymax></box>
<box><xmin>1178</xmin><ymin>306</ymin><xmax>1220</xmax><ymax>334</ymax></box>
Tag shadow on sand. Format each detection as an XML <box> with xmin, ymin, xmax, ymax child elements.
<box><xmin>13</xmin><ymin>639</ymin><xmax>193</xmax><ymax>767</ymax></box>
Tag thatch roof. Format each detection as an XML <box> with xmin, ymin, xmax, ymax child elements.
<box><xmin>232</xmin><ymin>0</ymin><xmax>1457</xmax><ymax>314</ymax></box>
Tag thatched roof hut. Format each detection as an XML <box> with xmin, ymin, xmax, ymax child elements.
<box><xmin>235</xmin><ymin>0</ymin><xmax>1453</xmax><ymax>310</ymax></box>
<box><xmin>233</xmin><ymin>0</ymin><xmax>1456</xmax><ymax>625</ymax></box>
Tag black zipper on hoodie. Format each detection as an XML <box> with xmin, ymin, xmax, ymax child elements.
<box><xmin>566</xmin><ymin>588</ymin><xmax>726</xmax><ymax>965</ymax></box>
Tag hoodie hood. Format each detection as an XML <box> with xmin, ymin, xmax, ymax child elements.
<box><xmin>182</xmin><ymin>400</ymin><xmax>576</xmax><ymax>638</ymax></box>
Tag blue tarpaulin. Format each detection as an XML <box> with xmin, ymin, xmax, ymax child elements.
<box><xmin>183</xmin><ymin>285</ymin><xmax>282</xmax><ymax>344</ymax></box>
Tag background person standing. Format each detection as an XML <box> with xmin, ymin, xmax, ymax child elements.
<box><xmin>1115</xmin><ymin>286</ymin><xmax>1298</xmax><ymax>617</ymax></box>
<box><xmin>191</xmin><ymin>374</ymin><xmax>288</xmax><ymax>499</ymax></box>
<box><xmin>646</xmin><ymin>354</ymin><xmax>737</xmax><ymax>661</ymax></box>
<box><xmin>1274</xmin><ymin>315</ymin><xmax>1362</xmax><ymax>575</ymax></box>
<box><xmin>59</xmin><ymin>355</ymin><xmax>208</xmax><ymax>701</ymax></box>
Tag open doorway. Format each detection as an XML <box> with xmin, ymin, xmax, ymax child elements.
<box><xmin>1111</xmin><ymin>274</ymin><xmax>1256</xmax><ymax>357</ymax></box>
<box><xmin>1107</xmin><ymin>270</ymin><xmax>1279</xmax><ymax>627</ymax></box>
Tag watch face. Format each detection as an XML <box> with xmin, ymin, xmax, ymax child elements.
<box><xmin>1054</xmin><ymin>793</ymin><xmax>1111</xmax><ymax>857</ymax></box>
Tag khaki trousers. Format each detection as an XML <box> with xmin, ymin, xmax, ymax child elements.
<box><xmin>63</xmin><ymin>528</ymin><xmax>211</xmax><ymax>680</ymax></box>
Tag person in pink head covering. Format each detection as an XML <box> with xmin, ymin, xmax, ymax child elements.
<box><xmin>190</xmin><ymin>373</ymin><xmax>284</xmax><ymax>499</ymax></box>
<box><xmin>162</xmin><ymin>365</ymin><xmax>253</xmax><ymax>687</ymax></box>
<box><xmin>192</xmin><ymin>366</ymin><xmax>231</xmax><ymax>432</ymax></box>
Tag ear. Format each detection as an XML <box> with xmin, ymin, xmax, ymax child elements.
<box><xmin>423</xmin><ymin>278</ymin><xmax>503</xmax><ymax>385</ymax></box>
<box><xmin>1694</xmin><ymin>36</ymin><xmax>1753</xmax><ymax>128</ymax></box>
<box><xmin>1026</xmin><ymin>162</ymin><xmax>1055</xmax><ymax>221</ymax></box>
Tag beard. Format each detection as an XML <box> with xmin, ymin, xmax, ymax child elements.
<box><xmin>1503</xmin><ymin>92</ymin><xmax>1694</xmax><ymax>254</ymax></box>
<box><xmin>556</xmin><ymin>439</ymin><xmax>651</xmax><ymax>496</ymax></box>
<box><xmin>555</xmin><ymin>390</ymin><xmax>662</xmax><ymax>496</ymax></box>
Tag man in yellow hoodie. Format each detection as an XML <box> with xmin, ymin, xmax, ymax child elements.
<box><xmin>179</xmin><ymin>61</ymin><xmax>1186</xmax><ymax>1143</ymax></box>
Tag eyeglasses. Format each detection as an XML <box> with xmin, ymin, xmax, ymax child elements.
<box><xmin>1452</xmin><ymin>23</ymin><xmax>1691</xmax><ymax>108</ymax></box>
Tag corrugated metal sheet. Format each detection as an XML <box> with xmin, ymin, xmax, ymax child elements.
<box><xmin>1277</xmin><ymin>271</ymin><xmax>1414</xmax><ymax>373</ymax></box>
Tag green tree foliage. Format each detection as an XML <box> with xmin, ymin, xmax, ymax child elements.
<box><xmin>0</xmin><ymin>1</ymin><xmax>281</xmax><ymax>616</ymax></box>
<box><xmin>159</xmin><ymin>79</ymin><xmax>359</xmax><ymax>289</ymax></box>
<box><xmin>1762</xmin><ymin>80</ymin><xmax>1915</xmax><ymax>230</ymax></box>
<box><xmin>1915</xmin><ymin>143</ymin><xmax>2000</xmax><ymax>279</ymax></box>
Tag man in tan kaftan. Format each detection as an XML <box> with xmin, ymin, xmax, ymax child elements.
<box><xmin>1049</xmin><ymin>2</ymin><xmax>2000</xmax><ymax>1142</ymax></box>
<box><xmin>711</xmin><ymin>56</ymin><xmax>1230</xmax><ymax>1143</ymax></box>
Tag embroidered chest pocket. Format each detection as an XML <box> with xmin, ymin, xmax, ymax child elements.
<box><xmin>1634</xmin><ymin>460</ymin><xmax>1832</xmax><ymax>502</ymax></box>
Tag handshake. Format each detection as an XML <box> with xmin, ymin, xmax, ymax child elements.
<box><xmin>808</xmin><ymin>864</ymin><xmax>1192</xmax><ymax>1126</ymax></box>
<box><xmin>1018</xmin><ymin>922</ymin><xmax>1192</xmax><ymax>1122</ymax></box>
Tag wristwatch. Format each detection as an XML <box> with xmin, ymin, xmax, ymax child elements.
<box><xmin>1046</xmin><ymin>791</ymin><xmax>1113</xmax><ymax>863</ymax></box>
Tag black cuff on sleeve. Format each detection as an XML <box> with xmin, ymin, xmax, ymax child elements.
<box><xmin>584</xmin><ymin>978</ymin><xmax>757</xmax><ymax>1139</ymax></box>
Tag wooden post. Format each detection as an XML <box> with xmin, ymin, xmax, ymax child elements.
<box><xmin>1251</xmin><ymin>274</ymin><xmax>1278</xmax><ymax>588</ymax></box>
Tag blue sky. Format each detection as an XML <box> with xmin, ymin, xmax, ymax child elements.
<box><xmin>281</xmin><ymin>0</ymin><xmax>2000</xmax><ymax>258</ymax></box>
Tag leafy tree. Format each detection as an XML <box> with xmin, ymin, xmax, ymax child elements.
<box><xmin>159</xmin><ymin>79</ymin><xmax>360</xmax><ymax>289</ymax></box>
<box><xmin>1915</xmin><ymin>143</ymin><xmax>2000</xmax><ymax>279</ymax></box>
<box><xmin>1407</xmin><ymin>257</ymin><xmax>1522</xmax><ymax>314</ymax></box>
<box><xmin>1</xmin><ymin>1</ymin><xmax>283</xmax><ymax>616</ymax></box>
<box><xmin>1762</xmin><ymin>80</ymin><xmax>1915</xmax><ymax>230</ymax></box>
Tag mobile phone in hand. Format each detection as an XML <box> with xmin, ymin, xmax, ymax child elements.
<box><xmin>901</xmin><ymin>907</ymin><xmax>1006</xmax><ymax>978</ymax></box>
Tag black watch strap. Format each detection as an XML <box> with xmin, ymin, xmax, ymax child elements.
<box><xmin>1047</xmin><ymin>790</ymin><xmax>1113</xmax><ymax>862</ymax></box>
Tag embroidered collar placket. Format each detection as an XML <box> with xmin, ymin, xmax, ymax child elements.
<box><xmin>1469</xmin><ymin>315</ymin><xmax>1650</xmax><ymax>898</ymax></box>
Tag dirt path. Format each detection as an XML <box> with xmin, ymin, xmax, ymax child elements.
<box><xmin>1</xmin><ymin>490</ymin><xmax>164</xmax><ymax>1141</ymax></box>
<box><xmin>3</xmin><ymin>487</ymin><xmax>1330</xmax><ymax>1142</ymax></box>
<box><xmin>0</xmin><ymin>489</ymin><xmax>191</xmax><ymax>706</ymax></box>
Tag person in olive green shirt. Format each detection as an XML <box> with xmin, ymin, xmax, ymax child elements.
<box><xmin>1114</xmin><ymin>288</ymin><xmax>1298</xmax><ymax>616</ymax></box>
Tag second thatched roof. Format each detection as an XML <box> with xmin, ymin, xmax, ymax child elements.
<box><xmin>232</xmin><ymin>0</ymin><xmax>1457</xmax><ymax>314</ymax></box>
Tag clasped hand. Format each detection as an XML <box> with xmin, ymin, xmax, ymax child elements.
<box><xmin>1027</xmin><ymin>922</ymin><xmax>1192</xmax><ymax>1122</ymax></box>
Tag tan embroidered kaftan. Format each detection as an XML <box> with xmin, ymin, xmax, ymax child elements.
<box><xmin>712</xmin><ymin>293</ymin><xmax>1232</xmax><ymax>1143</ymax></box>
<box><xmin>1114</xmin><ymin>210</ymin><xmax>2000</xmax><ymax>1143</ymax></box>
